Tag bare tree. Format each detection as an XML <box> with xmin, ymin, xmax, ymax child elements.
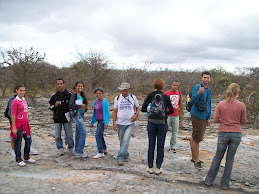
<box><xmin>0</xmin><ymin>66</ymin><xmax>13</xmax><ymax>98</ymax></box>
<box><xmin>1</xmin><ymin>47</ymin><xmax>45</xmax><ymax>87</ymax></box>
<box><xmin>72</xmin><ymin>50</ymin><xmax>112</xmax><ymax>94</ymax></box>
<box><xmin>0</xmin><ymin>46</ymin><xmax>61</xmax><ymax>101</ymax></box>
<box><xmin>239</xmin><ymin>67</ymin><xmax>259</xmax><ymax>128</ymax></box>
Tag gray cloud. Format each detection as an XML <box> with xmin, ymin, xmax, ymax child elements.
<box><xmin>0</xmin><ymin>0</ymin><xmax>259</xmax><ymax>71</ymax></box>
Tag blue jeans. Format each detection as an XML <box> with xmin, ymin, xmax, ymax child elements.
<box><xmin>167</xmin><ymin>116</ymin><xmax>179</xmax><ymax>149</ymax></box>
<box><xmin>55</xmin><ymin>122</ymin><xmax>74</xmax><ymax>151</ymax></box>
<box><xmin>205</xmin><ymin>132</ymin><xmax>242</xmax><ymax>188</ymax></box>
<box><xmin>95</xmin><ymin>120</ymin><xmax>106</xmax><ymax>153</ymax></box>
<box><xmin>117</xmin><ymin>123</ymin><xmax>135</xmax><ymax>162</ymax></box>
<box><xmin>14</xmin><ymin>126</ymin><xmax>32</xmax><ymax>162</ymax></box>
<box><xmin>147</xmin><ymin>121</ymin><xmax>168</xmax><ymax>169</ymax></box>
<box><xmin>73</xmin><ymin>112</ymin><xmax>86</xmax><ymax>155</ymax></box>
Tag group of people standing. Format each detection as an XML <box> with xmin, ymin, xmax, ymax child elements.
<box><xmin>7</xmin><ymin>70</ymin><xmax>247</xmax><ymax>190</ymax></box>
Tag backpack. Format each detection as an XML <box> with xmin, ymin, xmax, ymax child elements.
<box><xmin>4</xmin><ymin>104</ymin><xmax>10</xmax><ymax>119</ymax></box>
<box><xmin>186</xmin><ymin>84</ymin><xmax>206</xmax><ymax>112</ymax></box>
<box><xmin>4</xmin><ymin>95</ymin><xmax>16</xmax><ymax>119</ymax></box>
<box><xmin>148</xmin><ymin>94</ymin><xmax>166</xmax><ymax>124</ymax></box>
<box><xmin>186</xmin><ymin>93</ymin><xmax>192</xmax><ymax>112</ymax></box>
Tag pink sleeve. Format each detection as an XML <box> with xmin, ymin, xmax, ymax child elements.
<box><xmin>240</xmin><ymin>104</ymin><xmax>247</xmax><ymax>125</ymax></box>
<box><xmin>213</xmin><ymin>103</ymin><xmax>221</xmax><ymax>123</ymax></box>
<box><xmin>11</xmin><ymin>99</ymin><xmax>18</xmax><ymax>116</ymax></box>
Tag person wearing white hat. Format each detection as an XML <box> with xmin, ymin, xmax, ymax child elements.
<box><xmin>113</xmin><ymin>82</ymin><xmax>140</xmax><ymax>166</ymax></box>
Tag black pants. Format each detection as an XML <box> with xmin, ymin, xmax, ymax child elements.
<box><xmin>147</xmin><ymin>121</ymin><xmax>168</xmax><ymax>169</ymax></box>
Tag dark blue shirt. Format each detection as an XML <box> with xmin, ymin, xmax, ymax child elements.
<box><xmin>7</xmin><ymin>95</ymin><xmax>17</xmax><ymax>117</ymax></box>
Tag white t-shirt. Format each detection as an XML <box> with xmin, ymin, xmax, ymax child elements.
<box><xmin>114</xmin><ymin>94</ymin><xmax>139</xmax><ymax>125</ymax></box>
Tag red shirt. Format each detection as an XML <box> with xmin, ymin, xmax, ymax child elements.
<box><xmin>164</xmin><ymin>90</ymin><xmax>182</xmax><ymax>116</ymax></box>
<box><xmin>213</xmin><ymin>99</ymin><xmax>246</xmax><ymax>133</ymax></box>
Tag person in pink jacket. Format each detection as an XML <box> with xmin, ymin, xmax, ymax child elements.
<box><xmin>205</xmin><ymin>83</ymin><xmax>247</xmax><ymax>190</ymax></box>
<box><xmin>10</xmin><ymin>84</ymin><xmax>35</xmax><ymax>167</ymax></box>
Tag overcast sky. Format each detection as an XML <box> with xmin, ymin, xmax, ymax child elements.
<box><xmin>1</xmin><ymin>0</ymin><xmax>259</xmax><ymax>72</ymax></box>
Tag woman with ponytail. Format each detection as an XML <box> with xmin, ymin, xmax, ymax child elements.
<box><xmin>205</xmin><ymin>83</ymin><xmax>247</xmax><ymax>190</ymax></box>
<box><xmin>69</xmin><ymin>82</ymin><xmax>88</xmax><ymax>158</ymax></box>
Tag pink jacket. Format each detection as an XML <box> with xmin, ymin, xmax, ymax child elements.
<box><xmin>10</xmin><ymin>96</ymin><xmax>31</xmax><ymax>139</ymax></box>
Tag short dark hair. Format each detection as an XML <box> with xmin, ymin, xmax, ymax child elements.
<box><xmin>57</xmin><ymin>78</ymin><xmax>65</xmax><ymax>83</ymax></box>
<box><xmin>201</xmin><ymin>71</ymin><xmax>211</xmax><ymax>77</ymax></box>
<box><xmin>171</xmin><ymin>79</ymin><xmax>180</xmax><ymax>84</ymax></box>
<box><xmin>94</xmin><ymin>87</ymin><xmax>104</xmax><ymax>94</ymax></box>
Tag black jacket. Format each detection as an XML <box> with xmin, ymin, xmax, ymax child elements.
<box><xmin>69</xmin><ymin>92</ymin><xmax>87</xmax><ymax>112</ymax></box>
<box><xmin>141</xmin><ymin>90</ymin><xmax>174</xmax><ymax>115</ymax></box>
<box><xmin>49</xmin><ymin>89</ymin><xmax>71</xmax><ymax>123</ymax></box>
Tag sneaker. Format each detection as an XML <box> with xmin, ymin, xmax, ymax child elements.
<box><xmin>169</xmin><ymin>148</ymin><xmax>176</xmax><ymax>153</ymax></box>
<box><xmin>220</xmin><ymin>185</ymin><xmax>229</xmax><ymax>190</ymax></box>
<box><xmin>204</xmin><ymin>181</ymin><xmax>212</xmax><ymax>186</ymax></box>
<box><xmin>93</xmin><ymin>153</ymin><xmax>104</xmax><ymax>159</ymax></box>
<box><xmin>154</xmin><ymin>168</ymin><xmax>163</xmax><ymax>175</ymax></box>
<box><xmin>75</xmin><ymin>153</ymin><xmax>88</xmax><ymax>158</ymax></box>
<box><xmin>203</xmin><ymin>177</ymin><xmax>212</xmax><ymax>186</ymax></box>
<box><xmin>117</xmin><ymin>161</ymin><xmax>124</xmax><ymax>166</ymax></box>
<box><xmin>11</xmin><ymin>150</ymin><xmax>15</xmax><ymax>158</ymax></box>
<box><xmin>103</xmin><ymin>150</ymin><xmax>108</xmax><ymax>155</ymax></box>
<box><xmin>191</xmin><ymin>159</ymin><xmax>204</xmax><ymax>164</ymax></box>
<box><xmin>58</xmin><ymin>149</ymin><xmax>65</xmax><ymax>156</ymax></box>
<box><xmin>80</xmin><ymin>153</ymin><xmax>88</xmax><ymax>158</ymax></box>
<box><xmin>194</xmin><ymin>161</ymin><xmax>203</xmax><ymax>170</ymax></box>
<box><xmin>25</xmin><ymin>158</ymin><xmax>36</xmax><ymax>164</ymax></box>
<box><xmin>17</xmin><ymin>161</ymin><xmax>26</xmax><ymax>167</ymax></box>
<box><xmin>124</xmin><ymin>158</ymin><xmax>131</xmax><ymax>162</ymax></box>
<box><xmin>146</xmin><ymin>167</ymin><xmax>154</xmax><ymax>174</ymax></box>
<box><xmin>30</xmin><ymin>147</ymin><xmax>38</xmax><ymax>155</ymax></box>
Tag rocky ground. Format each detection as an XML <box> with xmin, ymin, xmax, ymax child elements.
<box><xmin>0</xmin><ymin>96</ymin><xmax>259</xmax><ymax>194</ymax></box>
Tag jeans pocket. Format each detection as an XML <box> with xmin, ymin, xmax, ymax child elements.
<box><xmin>218</xmin><ymin>134</ymin><xmax>227</xmax><ymax>144</ymax></box>
<box><xmin>234</xmin><ymin>136</ymin><xmax>241</xmax><ymax>144</ymax></box>
<box><xmin>233</xmin><ymin>133</ymin><xmax>242</xmax><ymax>144</ymax></box>
<box><xmin>78</xmin><ymin>116</ymin><xmax>84</xmax><ymax>122</ymax></box>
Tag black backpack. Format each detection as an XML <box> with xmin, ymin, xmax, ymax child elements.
<box><xmin>148</xmin><ymin>94</ymin><xmax>166</xmax><ymax>124</ymax></box>
<box><xmin>4</xmin><ymin>104</ymin><xmax>10</xmax><ymax>119</ymax></box>
<box><xmin>186</xmin><ymin>93</ymin><xmax>192</xmax><ymax>112</ymax></box>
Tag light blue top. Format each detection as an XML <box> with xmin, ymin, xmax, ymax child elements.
<box><xmin>77</xmin><ymin>94</ymin><xmax>85</xmax><ymax>113</ymax></box>
<box><xmin>90</xmin><ymin>98</ymin><xmax>109</xmax><ymax>126</ymax></box>
<box><xmin>190</xmin><ymin>82</ymin><xmax>212</xmax><ymax>120</ymax></box>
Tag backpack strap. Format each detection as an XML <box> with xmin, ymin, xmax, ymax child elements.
<box><xmin>117</xmin><ymin>94</ymin><xmax>135</xmax><ymax>107</ymax></box>
<box><xmin>198</xmin><ymin>84</ymin><xmax>208</xmax><ymax>105</ymax></box>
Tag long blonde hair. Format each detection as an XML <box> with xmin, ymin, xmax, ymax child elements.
<box><xmin>226</xmin><ymin>83</ymin><xmax>240</xmax><ymax>103</ymax></box>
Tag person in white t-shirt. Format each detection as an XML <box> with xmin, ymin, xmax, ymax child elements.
<box><xmin>113</xmin><ymin>82</ymin><xmax>140</xmax><ymax>166</ymax></box>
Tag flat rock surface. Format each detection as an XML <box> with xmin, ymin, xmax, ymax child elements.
<box><xmin>0</xmin><ymin>96</ymin><xmax>258</xmax><ymax>193</ymax></box>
